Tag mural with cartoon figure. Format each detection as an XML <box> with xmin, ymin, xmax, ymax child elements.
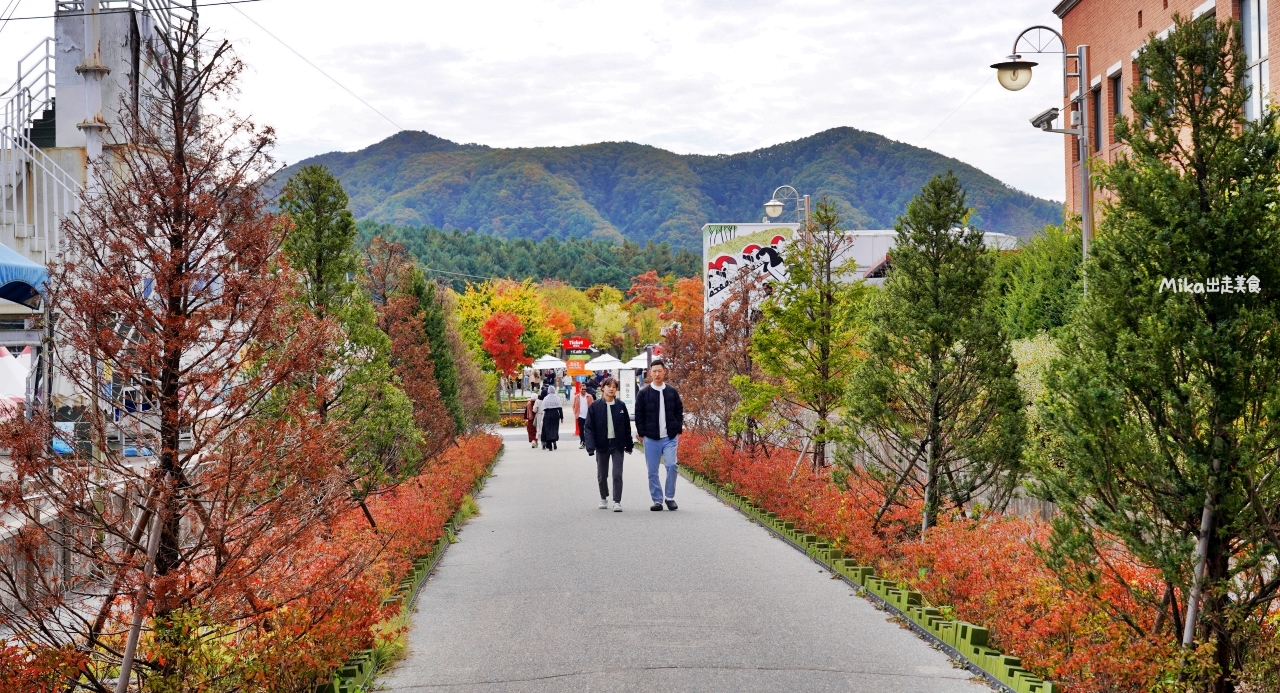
<box><xmin>702</xmin><ymin>223</ymin><xmax>799</xmax><ymax>312</ymax></box>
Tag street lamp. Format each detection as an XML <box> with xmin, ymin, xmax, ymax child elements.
<box><xmin>763</xmin><ymin>185</ymin><xmax>809</xmax><ymax>225</ymax></box>
<box><xmin>992</xmin><ymin>25</ymin><xmax>1093</xmax><ymax>287</ymax></box>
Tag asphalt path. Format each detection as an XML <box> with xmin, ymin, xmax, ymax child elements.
<box><xmin>379</xmin><ymin>422</ymin><xmax>989</xmax><ymax>693</ymax></box>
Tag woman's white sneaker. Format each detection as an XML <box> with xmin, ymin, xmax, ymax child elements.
<box><xmin>598</xmin><ymin>499</ymin><xmax>608</xmax><ymax>509</ymax></box>
<box><xmin>612</xmin><ymin>502</ymin><xmax>622</xmax><ymax>512</ymax></box>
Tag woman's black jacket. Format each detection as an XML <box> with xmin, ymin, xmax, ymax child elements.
<box><xmin>582</xmin><ymin>398</ymin><xmax>634</xmax><ymax>455</ymax></box>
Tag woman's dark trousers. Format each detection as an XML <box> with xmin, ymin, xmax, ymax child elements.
<box><xmin>596</xmin><ymin>443</ymin><xmax>624</xmax><ymax>502</ymax></box>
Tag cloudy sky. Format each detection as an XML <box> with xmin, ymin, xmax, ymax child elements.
<box><xmin>1</xmin><ymin>0</ymin><xmax>1070</xmax><ymax>201</ymax></box>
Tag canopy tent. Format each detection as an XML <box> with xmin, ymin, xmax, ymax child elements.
<box><xmin>584</xmin><ymin>354</ymin><xmax>626</xmax><ymax>371</ymax></box>
<box><xmin>0</xmin><ymin>243</ymin><xmax>47</xmax><ymax>308</ymax></box>
<box><xmin>530</xmin><ymin>354</ymin><xmax>567</xmax><ymax>370</ymax></box>
<box><xmin>0</xmin><ymin>348</ymin><xmax>27</xmax><ymax>398</ymax></box>
<box><xmin>624</xmin><ymin>353</ymin><xmax>654</xmax><ymax>370</ymax></box>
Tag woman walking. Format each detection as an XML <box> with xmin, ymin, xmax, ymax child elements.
<box><xmin>582</xmin><ymin>377</ymin><xmax>632</xmax><ymax>511</ymax></box>
<box><xmin>540</xmin><ymin>389</ymin><xmax>564</xmax><ymax>450</ymax></box>
<box><xmin>524</xmin><ymin>396</ymin><xmax>538</xmax><ymax>448</ymax></box>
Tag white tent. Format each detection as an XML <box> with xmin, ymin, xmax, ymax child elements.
<box><xmin>624</xmin><ymin>353</ymin><xmax>654</xmax><ymax>369</ymax></box>
<box><xmin>530</xmin><ymin>354</ymin><xmax>567</xmax><ymax>369</ymax></box>
<box><xmin>0</xmin><ymin>347</ymin><xmax>27</xmax><ymax>398</ymax></box>
<box><xmin>584</xmin><ymin>354</ymin><xmax>626</xmax><ymax>371</ymax></box>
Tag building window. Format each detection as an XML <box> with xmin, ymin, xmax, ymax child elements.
<box><xmin>1138</xmin><ymin>10</ymin><xmax>1143</xmax><ymax>28</ymax></box>
<box><xmin>1092</xmin><ymin>87</ymin><xmax>1102</xmax><ymax>153</ymax></box>
<box><xmin>1110</xmin><ymin>75</ymin><xmax>1123</xmax><ymax>143</ymax></box>
<box><xmin>1242</xmin><ymin>0</ymin><xmax>1270</xmax><ymax>120</ymax></box>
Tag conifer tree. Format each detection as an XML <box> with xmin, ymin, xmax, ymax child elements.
<box><xmin>845</xmin><ymin>172</ymin><xmax>1025</xmax><ymax>535</ymax></box>
<box><xmin>1037</xmin><ymin>15</ymin><xmax>1280</xmax><ymax>690</ymax></box>
<box><xmin>280</xmin><ymin>167</ymin><xmax>420</xmax><ymax>524</ymax></box>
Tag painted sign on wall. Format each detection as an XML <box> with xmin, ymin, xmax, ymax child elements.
<box><xmin>702</xmin><ymin>223</ymin><xmax>799</xmax><ymax>312</ymax></box>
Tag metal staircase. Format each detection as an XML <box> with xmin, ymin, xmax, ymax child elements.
<box><xmin>0</xmin><ymin>39</ymin><xmax>81</xmax><ymax>265</ymax></box>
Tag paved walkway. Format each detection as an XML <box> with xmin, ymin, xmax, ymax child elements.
<box><xmin>380</xmin><ymin>424</ymin><xmax>989</xmax><ymax>693</ymax></box>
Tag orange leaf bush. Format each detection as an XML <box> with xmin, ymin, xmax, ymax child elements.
<box><xmin>679</xmin><ymin>431</ymin><xmax>1173</xmax><ymax>693</ymax></box>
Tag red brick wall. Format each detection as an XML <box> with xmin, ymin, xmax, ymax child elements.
<box><xmin>1056</xmin><ymin>1</ymin><xmax>1250</xmax><ymax>215</ymax></box>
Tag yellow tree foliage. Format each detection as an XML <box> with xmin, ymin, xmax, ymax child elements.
<box><xmin>455</xmin><ymin>279</ymin><xmax>559</xmax><ymax>366</ymax></box>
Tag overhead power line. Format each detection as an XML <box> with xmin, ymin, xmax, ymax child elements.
<box><xmin>919</xmin><ymin>73</ymin><xmax>994</xmax><ymax>145</ymax></box>
<box><xmin>229</xmin><ymin>3</ymin><xmax>403</xmax><ymax>132</ymax></box>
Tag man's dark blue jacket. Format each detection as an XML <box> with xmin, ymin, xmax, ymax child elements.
<box><xmin>582</xmin><ymin>398</ymin><xmax>634</xmax><ymax>456</ymax></box>
<box><xmin>633</xmin><ymin>384</ymin><xmax>684</xmax><ymax>440</ymax></box>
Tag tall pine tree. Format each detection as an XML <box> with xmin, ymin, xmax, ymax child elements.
<box><xmin>1037</xmin><ymin>15</ymin><xmax>1280</xmax><ymax>690</ymax></box>
<box><xmin>280</xmin><ymin>166</ymin><xmax>420</xmax><ymax>525</ymax></box>
<box><xmin>845</xmin><ymin>172</ymin><xmax>1025</xmax><ymax>535</ymax></box>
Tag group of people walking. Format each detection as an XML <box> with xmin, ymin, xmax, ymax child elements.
<box><xmin>522</xmin><ymin>360</ymin><xmax>683</xmax><ymax>513</ymax></box>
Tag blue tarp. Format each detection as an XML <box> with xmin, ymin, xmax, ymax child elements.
<box><xmin>0</xmin><ymin>243</ymin><xmax>46</xmax><ymax>308</ymax></box>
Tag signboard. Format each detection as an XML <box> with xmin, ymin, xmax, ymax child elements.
<box><xmin>702</xmin><ymin>223</ymin><xmax>799</xmax><ymax>313</ymax></box>
<box><xmin>562</xmin><ymin>337</ymin><xmax>592</xmax><ymax>350</ymax></box>
<box><xmin>565</xmin><ymin>352</ymin><xmax>591</xmax><ymax>376</ymax></box>
<box><xmin>701</xmin><ymin>223</ymin><xmax>1021</xmax><ymax>314</ymax></box>
<box><xmin>619</xmin><ymin>368</ymin><xmax>636</xmax><ymax>418</ymax></box>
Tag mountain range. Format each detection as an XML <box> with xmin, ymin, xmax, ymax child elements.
<box><xmin>279</xmin><ymin>127</ymin><xmax>1063</xmax><ymax>251</ymax></box>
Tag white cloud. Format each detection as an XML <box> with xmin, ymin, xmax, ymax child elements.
<box><xmin>1</xmin><ymin>0</ymin><xmax>1071</xmax><ymax>202</ymax></box>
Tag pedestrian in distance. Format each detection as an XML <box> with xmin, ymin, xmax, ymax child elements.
<box><xmin>572</xmin><ymin>383</ymin><xmax>594</xmax><ymax>449</ymax></box>
<box><xmin>633</xmin><ymin>359</ymin><xmax>683</xmax><ymax>511</ymax></box>
<box><xmin>583</xmin><ymin>377</ymin><xmax>632</xmax><ymax>511</ymax></box>
<box><xmin>524</xmin><ymin>396</ymin><xmax>538</xmax><ymax>449</ymax></box>
<box><xmin>540</xmin><ymin>389</ymin><xmax>564</xmax><ymax>450</ymax></box>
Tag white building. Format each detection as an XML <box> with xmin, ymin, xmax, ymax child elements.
<box><xmin>0</xmin><ymin>1</ymin><xmax>189</xmax><ymax>413</ymax></box>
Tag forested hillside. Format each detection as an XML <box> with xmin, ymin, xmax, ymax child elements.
<box><xmin>282</xmin><ymin>128</ymin><xmax>1062</xmax><ymax>250</ymax></box>
<box><xmin>358</xmin><ymin>221</ymin><xmax>700</xmax><ymax>291</ymax></box>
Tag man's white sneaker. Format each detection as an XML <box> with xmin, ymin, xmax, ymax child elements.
<box><xmin>598</xmin><ymin>499</ymin><xmax>608</xmax><ymax>509</ymax></box>
<box><xmin>612</xmin><ymin>502</ymin><xmax>622</xmax><ymax>512</ymax></box>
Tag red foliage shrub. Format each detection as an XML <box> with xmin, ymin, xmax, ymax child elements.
<box><xmin>679</xmin><ymin>431</ymin><xmax>1174</xmax><ymax>693</ymax></box>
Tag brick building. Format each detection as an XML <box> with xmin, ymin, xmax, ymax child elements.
<box><xmin>1053</xmin><ymin>0</ymin><xmax>1271</xmax><ymax>214</ymax></box>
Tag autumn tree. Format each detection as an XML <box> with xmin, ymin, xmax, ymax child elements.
<box><xmin>455</xmin><ymin>279</ymin><xmax>557</xmax><ymax>364</ymax></box>
<box><xmin>361</xmin><ymin>237</ymin><xmax>455</xmax><ymax>458</ymax></box>
<box><xmin>845</xmin><ymin>173</ymin><xmax>1024</xmax><ymax>535</ymax></box>
<box><xmin>0</xmin><ymin>21</ymin><xmax>359</xmax><ymax>691</ymax></box>
<box><xmin>404</xmin><ymin>270</ymin><xmax>466</xmax><ymax>433</ymax></box>
<box><xmin>663</xmin><ymin>275</ymin><xmax>773</xmax><ymax>450</ymax></box>
<box><xmin>480</xmin><ymin>312</ymin><xmax>532</xmax><ymax>408</ymax></box>
<box><xmin>626</xmin><ymin>270</ymin><xmax>673</xmax><ymax>311</ymax></box>
<box><xmin>1037</xmin><ymin>15</ymin><xmax>1280</xmax><ymax>690</ymax></box>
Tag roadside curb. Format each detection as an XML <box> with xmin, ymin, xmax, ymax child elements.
<box><xmin>680</xmin><ymin>466</ymin><xmax>1057</xmax><ymax>693</ymax></box>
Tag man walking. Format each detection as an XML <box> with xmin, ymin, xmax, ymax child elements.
<box><xmin>633</xmin><ymin>360</ymin><xmax>683</xmax><ymax>511</ymax></box>
<box><xmin>583</xmin><ymin>377</ymin><xmax>632</xmax><ymax>511</ymax></box>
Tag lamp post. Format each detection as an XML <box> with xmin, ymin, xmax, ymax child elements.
<box><xmin>992</xmin><ymin>26</ymin><xmax>1093</xmax><ymax>287</ymax></box>
<box><xmin>763</xmin><ymin>185</ymin><xmax>809</xmax><ymax>225</ymax></box>
<box><xmin>763</xmin><ymin>184</ymin><xmax>810</xmax><ymax>242</ymax></box>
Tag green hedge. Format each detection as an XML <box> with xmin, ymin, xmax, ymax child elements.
<box><xmin>686</xmin><ymin>467</ymin><xmax>1057</xmax><ymax>693</ymax></box>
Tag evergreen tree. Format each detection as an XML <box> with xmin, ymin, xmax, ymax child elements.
<box><xmin>1037</xmin><ymin>15</ymin><xmax>1280</xmax><ymax>690</ymax></box>
<box><xmin>736</xmin><ymin>198</ymin><xmax>867</xmax><ymax>470</ymax></box>
<box><xmin>280</xmin><ymin>166</ymin><xmax>420</xmax><ymax>524</ymax></box>
<box><xmin>994</xmin><ymin>219</ymin><xmax>1082</xmax><ymax>340</ymax></box>
<box><xmin>845</xmin><ymin>172</ymin><xmax>1025</xmax><ymax>535</ymax></box>
<box><xmin>281</xmin><ymin>165</ymin><xmax>361</xmax><ymax>315</ymax></box>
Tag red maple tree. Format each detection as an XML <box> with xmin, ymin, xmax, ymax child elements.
<box><xmin>626</xmin><ymin>270</ymin><xmax>673</xmax><ymax>310</ymax></box>
<box><xmin>480</xmin><ymin>311</ymin><xmax>532</xmax><ymax>378</ymax></box>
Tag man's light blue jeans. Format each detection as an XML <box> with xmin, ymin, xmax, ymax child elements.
<box><xmin>644</xmin><ymin>436</ymin><xmax>679</xmax><ymax>503</ymax></box>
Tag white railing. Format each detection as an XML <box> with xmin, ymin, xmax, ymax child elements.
<box><xmin>0</xmin><ymin>40</ymin><xmax>82</xmax><ymax>263</ymax></box>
